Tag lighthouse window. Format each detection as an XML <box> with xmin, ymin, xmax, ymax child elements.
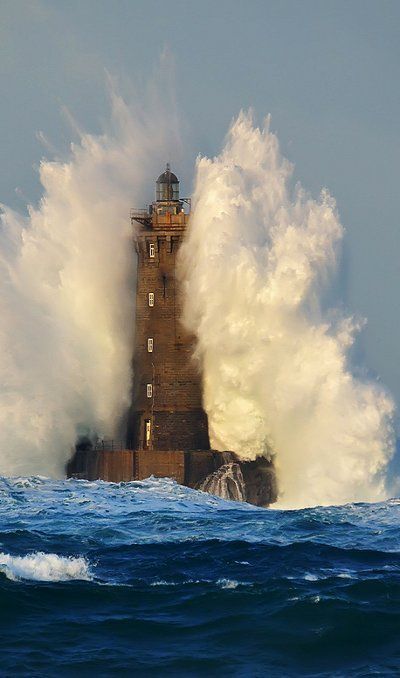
<box><xmin>149</xmin><ymin>243</ymin><xmax>155</xmax><ymax>258</ymax></box>
<box><xmin>147</xmin><ymin>338</ymin><xmax>154</xmax><ymax>352</ymax></box>
<box><xmin>148</xmin><ymin>292</ymin><xmax>154</xmax><ymax>307</ymax></box>
<box><xmin>145</xmin><ymin>420</ymin><xmax>151</xmax><ymax>447</ymax></box>
<box><xmin>147</xmin><ymin>383</ymin><xmax>153</xmax><ymax>398</ymax></box>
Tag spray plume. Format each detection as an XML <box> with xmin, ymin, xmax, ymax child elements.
<box><xmin>0</xmin><ymin>76</ymin><xmax>182</xmax><ymax>477</ymax></box>
<box><xmin>180</xmin><ymin>112</ymin><xmax>395</xmax><ymax>508</ymax></box>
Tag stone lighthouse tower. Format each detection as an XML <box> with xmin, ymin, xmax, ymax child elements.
<box><xmin>129</xmin><ymin>166</ymin><xmax>210</xmax><ymax>453</ymax></box>
<box><xmin>67</xmin><ymin>165</ymin><xmax>276</xmax><ymax>506</ymax></box>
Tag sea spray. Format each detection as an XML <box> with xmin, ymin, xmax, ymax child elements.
<box><xmin>0</xmin><ymin>77</ymin><xmax>182</xmax><ymax>477</ymax></box>
<box><xmin>179</xmin><ymin>111</ymin><xmax>395</xmax><ymax>508</ymax></box>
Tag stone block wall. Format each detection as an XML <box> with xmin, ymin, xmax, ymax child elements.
<box><xmin>130</xmin><ymin>210</ymin><xmax>210</xmax><ymax>452</ymax></box>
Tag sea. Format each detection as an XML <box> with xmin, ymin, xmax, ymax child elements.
<box><xmin>0</xmin><ymin>476</ymin><xmax>399</xmax><ymax>677</ymax></box>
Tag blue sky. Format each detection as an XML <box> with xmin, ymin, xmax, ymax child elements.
<box><xmin>1</xmin><ymin>0</ymin><xmax>400</xmax><ymax>412</ymax></box>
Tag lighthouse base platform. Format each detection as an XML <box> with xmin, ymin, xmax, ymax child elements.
<box><xmin>66</xmin><ymin>447</ymin><xmax>277</xmax><ymax>507</ymax></box>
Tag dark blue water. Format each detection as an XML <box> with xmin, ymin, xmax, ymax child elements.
<box><xmin>0</xmin><ymin>476</ymin><xmax>399</xmax><ymax>676</ymax></box>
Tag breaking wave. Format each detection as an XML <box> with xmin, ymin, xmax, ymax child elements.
<box><xmin>0</xmin><ymin>551</ymin><xmax>92</xmax><ymax>582</ymax></box>
<box><xmin>180</xmin><ymin>111</ymin><xmax>396</xmax><ymax>508</ymax></box>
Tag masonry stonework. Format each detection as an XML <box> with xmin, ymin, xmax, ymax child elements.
<box><xmin>128</xmin><ymin>167</ymin><xmax>210</xmax><ymax>452</ymax></box>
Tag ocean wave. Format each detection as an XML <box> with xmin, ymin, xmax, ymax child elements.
<box><xmin>0</xmin><ymin>552</ymin><xmax>92</xmax><ymax>582</ymax></box>
<box><xmin>0</xmin><ymin>477</ymin><xmax>397</xmax><ymax>675</ymax></box>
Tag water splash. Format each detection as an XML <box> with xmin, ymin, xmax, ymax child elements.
<box><xmin>179</xmin><ymin>111</ymin><xmax>396</xmax><ymax>508</ymax></box>
<box><xmin>0</xmin><ymin>552</ymin><xmax>92</xmax><ymax>582</ymax></box>
<box><xmin>0</xmin><ymin>74</ymin><xmax>182</xmax><ymax>477</ymax></box>
<box><xmin>200</xmin><ymin>462</ymin><xmax>247</xmax><ymax>502</ymax></box>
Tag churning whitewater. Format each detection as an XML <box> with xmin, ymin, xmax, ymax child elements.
<box><xmin>180</xmin><ymin>112</ymin><xmax>395</xmax><ymax>508</ymax></box>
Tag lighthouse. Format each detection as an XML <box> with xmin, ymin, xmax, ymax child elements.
<box><xmin>129</xmin><ymin>166</ymin><xmax>210</xmax><ymax>452</ymax></box>
<box><xmin>66</xmin><ymin>165</ymin><xmax>277</xmax><ymax>506</ymax></box>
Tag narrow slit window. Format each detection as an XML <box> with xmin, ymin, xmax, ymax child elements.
<box><xmin>147</xmin><ymin>338</ymin><xmax>153</xmax><ymax>352</ymax></box>
<box><xmin>146</xmin><ymin>383</ymin><xmax>153</xmax><ymax>398</ymax></box>
<box><xmin>148</xmin><ymin>292</ymin><xmax>154</xmax><ymax>307</ymax></box>
<box><xmin>145</xmin><ymin>420</ymin><xmax>151</xmax><ymax>447</ymax></box>
<box><xmin>149</xmin><ymin>243</ymin><xmax>155</xmax><ymax>258</ymax></box>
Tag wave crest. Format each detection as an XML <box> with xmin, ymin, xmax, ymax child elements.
<box><xmin>0</xmin><ymin>551</ymin><xmax>92</xmax><ymax>582</ymax></box>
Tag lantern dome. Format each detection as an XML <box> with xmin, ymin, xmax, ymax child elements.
<box><xmin>156</xmin><ymin>164</ymin><xmax>179</xmax><ymax>201</ymax></box>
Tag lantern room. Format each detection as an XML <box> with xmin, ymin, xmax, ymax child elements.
<box><xmin>156</xmin><ymin>164</ymin><xmax>179</xmax><ymax>202</ymax></box>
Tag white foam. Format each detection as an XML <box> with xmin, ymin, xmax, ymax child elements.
<box><xmin>217</xmin><ymin>578</ymin><xmax>239</xmax><ymax>589</ymax></box>
<box><xmin>150</xmin><ymin>580</ymin><xmax>179</xmax><ymax>586</ymax></box>
<box><xmin>0</xmin><ymin>552</ymin><xmax>92</xmax><ymax>582</ymax></box>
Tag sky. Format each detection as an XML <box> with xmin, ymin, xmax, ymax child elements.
<box><xmin>1</xmin><ymin>0</ymin><xmax>400</xmax><ymax>416</ymax></box>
